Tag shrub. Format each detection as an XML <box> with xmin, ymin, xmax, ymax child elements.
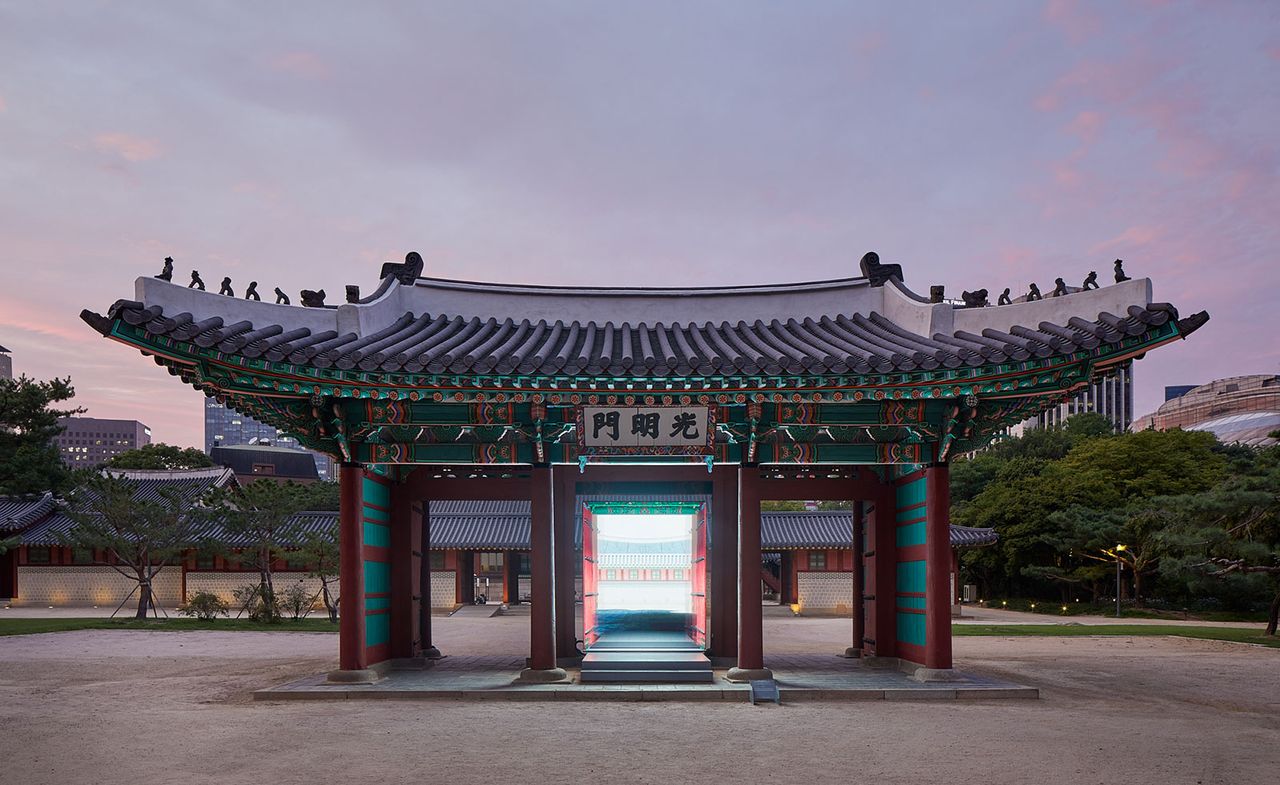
<box><xmin>280</xmin><ymin>582</ymin><xmax>314</xmax><ymax>620</ymax></box>
<box><xmin>179</xmin><ymin>590</ymin><xmax>229</xmax><ymax>620</ymax></box>
<box><xmin>232</xmin><ymin>583</ymin><xmax>281</xmax><ymax>622</ymax></box>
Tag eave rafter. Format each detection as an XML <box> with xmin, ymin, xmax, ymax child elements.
<box><xmin>111</xmin><ymin>313</ymin><xmax>1192</xmax><ymax>466</ymax></box>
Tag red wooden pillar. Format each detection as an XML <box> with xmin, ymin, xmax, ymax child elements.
<box><xmin>553</xmin><ymin>465</ymin><xmax>578</xmax><ymax>660</ymax></box>
<box><xmin>419</xmin><ymin>501</ymin><xmax>440</xmax><ymax>658</ymax></box>
<box><xmin>520</xmin><ymin>464</ymin><xmax>566</xmax><ymax>681</ymax></box>
<box><xmin>708</xmin><ymin>465</ymin><xmax>738</xmax><ymax>661</ymax></box>
<box><xmin>504</xmin><ymin>552</ymin><xmax>519</xmax><ymax>604</ymax></box>
<box><xmin>337</xmin><ymin>463</ymin><xmax>367</xmax><ymax>673</ymax></box>
<box><xmin>924</xmin><ymin>464</ymin><xmax>953</xmax><ymax>670</ymax></box>
<box><xmin>777</xmin><ymin>551</ymin><xmax>792</xmax><ymax>605</ymax></box>
<box><xmin>845</xmin><ymin>500</ymin><xmax>865</xmax><ymax>658</ymax></box>
<box><xmin>728</xmin><ymin>465</ymin><xmax>771</xmax><ymax>681</ymax></box>
<box><xmin>871</xmin><ymin>479</ymin><xmax>897</xmax><ymax>658</ymax></box>
<box><xmin>389</xmin><ymin>482</ymin><xmax>420</xmax><ymax>660</ymax></box>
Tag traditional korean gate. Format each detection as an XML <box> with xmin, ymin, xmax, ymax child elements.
<box><xmin>689</xmin><ymin>503</ymin><xmax>708</xmax><ymax>648</ymax></box>
<box><xmin>581</xmin><ymin>504</ymin><xmax>599</xmax><ymax>648</ymax></box>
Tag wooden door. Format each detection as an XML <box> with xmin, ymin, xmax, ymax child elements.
<box><xmin>581</xmin><ymin>505</ymin><xmax>599</xmax><ymax>648</ymax></box>
<box><xmin>690</xmin><ymin>504</ymin><xmax>708</xmax><ymax>648</ymax></box>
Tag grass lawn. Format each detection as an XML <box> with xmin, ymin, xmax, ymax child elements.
<box><xmin>954</xmin><ymin>623</ymin><xmax>1280</xmax><ymax>649</ymax></box>
<box><xmin>0</xmin><ymin>617</ymin><xmax>339</xmax><ymax>636</ymax></box>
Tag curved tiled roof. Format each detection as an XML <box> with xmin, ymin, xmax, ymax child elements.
<box><xmin>0</xmin><ymin>492</ymin><xmax>56</xmax><ymax>531</ymax></box>
<box><xmin>94</xmin><ymin>295</ymin><xmax>1194</xmax><ymax>378</ymax></box>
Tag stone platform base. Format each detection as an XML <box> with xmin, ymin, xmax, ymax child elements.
<box><xmin>264</xmin><ymin>654</ymin><xmax>1037</xmax><ymax>702</ymax></box>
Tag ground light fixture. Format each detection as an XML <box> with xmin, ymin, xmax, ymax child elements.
<box><xmin>790</xmin><ymin>603</ymin><xmax>802</xmax><ymax>615</ymax></box>
<box><xmin>1115</xmin><ymin>544</ymin><xmax>1128</xmax><ymax>617</ymax></box>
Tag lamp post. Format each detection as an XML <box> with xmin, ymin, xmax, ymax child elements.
<box><xmin>1114</xmin><ymin>544</ymin><xmax>1127</xmax><ymax>618</ymax></box>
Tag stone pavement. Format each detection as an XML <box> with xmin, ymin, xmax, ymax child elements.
<box><xmin>254</xmin><ymin>652</ymin><xmax>1037</xmax><ymax>702</ymax></box>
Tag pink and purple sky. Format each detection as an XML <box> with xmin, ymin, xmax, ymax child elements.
<box><xmin>1</xmin><ymin>2</ymin><xmax>1277</xmax><ymax>450</ymax></box>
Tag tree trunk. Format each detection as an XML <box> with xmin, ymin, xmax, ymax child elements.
<box><xmin>258</xmin><ymin>569</ymin><xmax>274</xmax><ymax>622</ymax></box>
<box><xmin>1266</xmin><ymin>588</ymin><xmax>1279</xmax><ymax>637</ymax></box>
<box><xmin>1133</xmin><ymin>569</ymin><xmax>1144</xmax><ymax>607</ymax></box>
<box><xmin>135</xmin><ymin>573</ymin><xmax>151</xmax><ymax>619</ymax></box>
<box><xmin>322</xmin><ymin>580</ymin><xmax>338</xmax><ymax>623</ymax></box>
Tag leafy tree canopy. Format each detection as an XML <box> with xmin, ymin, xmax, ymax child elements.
<box><xmin>106</xmin><ymin>443</ymin><xmax>215</xmax><ymax>471</ymax></box>
<box><xmin>62</xmin><ymin>471</ymin><xmax>200</xmax><ymax>618</ymax></box>
<box><xmin>0</xmin><ymin>375</ymin><xmax>83</xmax><ymax>494</ymax></box>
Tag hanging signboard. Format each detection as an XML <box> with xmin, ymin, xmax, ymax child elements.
<box><xmin>576</xmin><ymin>405</ymin><xmax>715</xmax><ymax>456</ymax></box>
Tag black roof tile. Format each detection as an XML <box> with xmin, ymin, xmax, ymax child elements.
<box><xmin>86</xmin><ymin>298</ymin><xmax>1191</xmax><ymax>379</ymax></box>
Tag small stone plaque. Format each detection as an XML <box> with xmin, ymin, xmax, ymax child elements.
<box><xmin>749</xmin><ymin>679</ymin><xmax>780</xmax><ymax>705</ymax></box>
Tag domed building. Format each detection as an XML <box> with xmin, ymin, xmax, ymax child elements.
<box><xmin>1132</xmin><ymin>375</ymin><xmax>1280</xmax><ymax>447</ymax></box>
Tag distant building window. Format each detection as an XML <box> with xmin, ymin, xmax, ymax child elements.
<box><xmin>251</xmin><ymin>463</ymin><xmax>276</xmax><ymax>475</ymax></box>
<box><xmin>673</xmin><ymin>569</ymin><xmax>683</xmax><ymax>580</ymax></box>
<box><xmin>195</xmin><ymin>553</ymin><xmax>216</xmax><ymax>570</ymax></box>
<box><xmin>629</xmin><ymin>569</ymin><xmax>639</xmax><ymax>580</ymax></box>
<box><xmin>808</xmin><ymin>552</ymin><xmax>827</xmax><ymax>570</ymax></box>
<box><xmin>72</xmin><ymin>548</ymin><xmax>95</xmax><ymax>565</ymax></box>
<box><xmin>429</xmin><ymin>552</ymin><xmax>445</xmax><ymax>570</ymax></box>
<box><xmin>285</xmin><ymin>555</ymin><xmax>307</xmax><ymax>571</ymax></box>
<box><xmin>605</xmin><ymin>570</ymin><xmax>616</xmax><ymax>580</ymax></box>
<box><xmin>26</xmin><ymin>547</ymin><xmax>51</xmax><ymax>565</ymax></box>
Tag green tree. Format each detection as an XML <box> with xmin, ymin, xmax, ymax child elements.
<box><xmin>0</xmin><ymin>375</ymin><xmax>83</xmax><ymax>494</ymax></box>
<box><xmin>1158</xmin><ymin>444</ymin><xmax>1280</xmax><ymax>633</ymax></box>
<box><xmin>203</xmin><ymin>480</ymin><xmax>314</xmax><ymax>622</ymax></box>
<box><xmin>297</xmin><ymin>529</ymin><xmax>340</xmax><ymax>623</ymax></box>
<box><xmin>62</xmin><ymin>472</ymin><xmax>199</xmax><ymax>618</ymax></box>
<box><xmin>106</xmin><ymin>443</ymin><xmax>214</xmax><ymax>470</ymax></box>
<box><xmin>954</xmin><ymin>422</ymin><xmax>1225</xmax><ymax>601</ymax></box>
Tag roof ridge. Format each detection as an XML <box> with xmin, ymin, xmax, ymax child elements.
<box><xmin>104</xmin><ymin>466</ymin><xmax>235</xmax><ymax>482</ymax></box>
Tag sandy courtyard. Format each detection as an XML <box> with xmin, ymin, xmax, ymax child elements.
<box><xmin>0</xmin><ymin>615</ymin><xmax>1277</xmax><ymax>785</ymax></box>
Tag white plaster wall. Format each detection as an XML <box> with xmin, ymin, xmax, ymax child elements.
<box><xmin>185</xmin><ymin>572</ymin><xmax>326</xmax><ymax>609</ymax></box>
<box><xmin>14</xmin><ymin>566</ymin><xmax>182</xmax><ymax>607</ymax></box>
<box><xmin>797</xmin><ymin>571</ymin><xmax>853</xmax><ymax>615</ymax></box>
<box><xmin>950</xmin><ymin>278</ymin><xmax>1153</xmax><ymax>335</ymax></box>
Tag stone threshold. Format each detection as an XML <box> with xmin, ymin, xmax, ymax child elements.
<box><xmin>253</xmin><ymin>668</ymin><xmax>1038</xmax><ymax>703</ymax></box>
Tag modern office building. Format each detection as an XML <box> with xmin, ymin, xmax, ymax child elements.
<box><xmin>1131</xmin><ymin>374</ymin><xmax>1280</xmax><ymax>447</ymax></box>
<box><xmin>204</xmin><ymin>400</ymin><xmax>334</xmax><ymax>480</ymax></box>
<box><xmin>1033</xmin><ymin>361</ymin><xmax>1134</xmax><ymax>432</ymax></box>
<box><xmin>0</xmin><ymin>344</ymin><xmax>12</xmax><ymax>380</ymax></box>
<box><xmin>54</xmin><ymin>417</ymin><xmax>152</xmax><ymax>467</ymax></box>
<box><xmin>208</xmin><ymin>443</ymin><xmax>321</xmax><ymax>484</ymax></box>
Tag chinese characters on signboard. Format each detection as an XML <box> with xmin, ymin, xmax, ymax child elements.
<box><xmin>577</xmin><ymin>406</ymin><xmax>715</xmax><ymax>455</ymax></box>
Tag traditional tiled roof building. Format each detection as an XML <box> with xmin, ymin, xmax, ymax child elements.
<box><xmin>81</xmin><ymin>250</ymin><xmax>1205</xmax><ymax>682</ymax></box>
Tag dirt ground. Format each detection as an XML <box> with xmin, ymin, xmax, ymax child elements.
<box><xmin>1</xmin><ymin>615</ymin><xmax>1277</xmax><ymax>785</ymax></box>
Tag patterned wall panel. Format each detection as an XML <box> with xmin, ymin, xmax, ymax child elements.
<box><xmin>797</xmin><ymin>571</ymin><xmax>853</xmax><ymax>614</ymax></box>
<box><xmin>14</xmin><ymin>566</ymin><xmax>182</xmax><ymax>607</ymax></box>
<box><xmin>431</xmin><ymin>571</ymin><xmax>456</xmax><ymax>607</ymax></box>
<box><xmin>894</xmin><ymin>471</ymin><xmax>929</xmax><ymax>654</ymax></box>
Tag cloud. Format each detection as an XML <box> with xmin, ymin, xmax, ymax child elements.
<box><xmin>267</xmin><ymin>51</ymin><xmax>329</xmax><ymax>79</ymax></box>
<box><xmin>1090</xmin><ymin>225</ymin><xmax>1163</xmax><ymax>253</ymax></box>
<box><xmin>91</xmin><ymin>132</ymin><xmax>163</xmax><ymax>162</ymax></box>
<box><xmin>0</xmin><ymin>295</ymin><xmax>92</xmax><ymax>343</ymax></box>
<box><xmin>1065</xmin><ymin>109</ymin><xmax>1103</xmax><ymax>142</ymax></box>
<box><xmin>1043</xmin><ymin>0</ymin><xmax>1100</xmax><ymax>44</ymax></box>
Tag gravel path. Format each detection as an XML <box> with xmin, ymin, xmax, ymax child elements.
<box><xmin>0</xmin><ymin>616</ymin><xmax>1276</xmax><ymax>785</ymax></box>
